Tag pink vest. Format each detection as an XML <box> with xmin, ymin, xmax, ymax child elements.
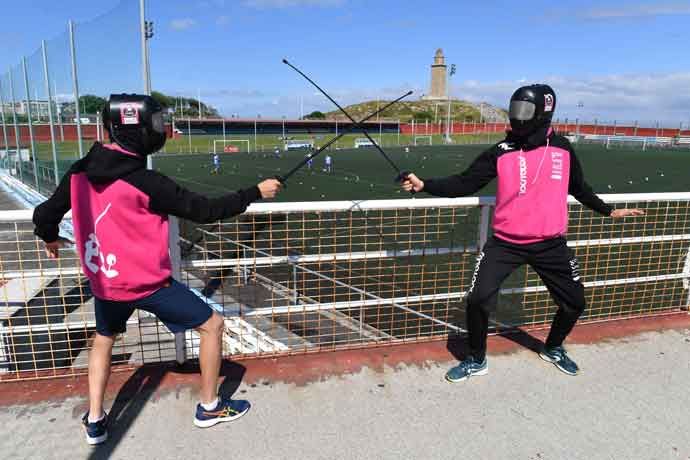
<box><xmin>70</xmin><ymin>165</ymin><xmax>171</xmax><ymax>301</ymax></box>
<box><xmin>493</xmin><ymin>140</ymin><xmax>570</xmax><ymax>244</ymax></box>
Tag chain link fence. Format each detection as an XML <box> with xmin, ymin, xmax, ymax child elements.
<box><xmin>0</xmin><ymin>0</ymin><xmax>144</xmax><ymax>194</ymax></box>
<box><xmin>1</xmin><ymin>193</ymin><xmax>689</xmax><ymax>381</ymax></box>
<box><xmin>2</xmin><ymin>0</ymin><xmax>689</xmax><ymax>197</ymax></box>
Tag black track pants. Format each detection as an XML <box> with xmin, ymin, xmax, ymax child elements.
<box><xmin>465</xmin><ymin>236</ymin><xmax>585</xmax><ymax>360</ymax></box>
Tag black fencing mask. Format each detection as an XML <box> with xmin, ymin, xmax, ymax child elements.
<box><xmin>509</xmin><ymin>84</ymin><xmax>556</xmax><ymax>137</ymax></box>
<box><xmin>102</xmin><ymin>94</ymin><xmax>166</xmax><ymax>155</ymax></box>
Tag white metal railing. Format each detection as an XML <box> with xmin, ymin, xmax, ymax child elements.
<box><xmin>4</xmin><ymin>192</ymin><xmax>690</xmax><ymax>221</ymax></box>
<box><xmin>2</xmin><ymin>193</ymin><xmax>690</xmax><ymax>380</ymax></box>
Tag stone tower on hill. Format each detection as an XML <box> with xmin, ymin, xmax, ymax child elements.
<box><xmin>422</xmin><ymin>49</ymin><xmax>448</xmax><ymax>101</ymax></box>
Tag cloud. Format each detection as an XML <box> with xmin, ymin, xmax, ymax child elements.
<box><xmin>170</xmin><ymin>18</ymin><xmax>197</xmax><ymax>31</ymax></box>
<box><xmin>173</xmin><ymin>84</ymin><xmax>418</xmax><ymax>119</ymax></box>
<box><xmin>452</xmin><ymin>72</ymin><xmax>690</xmax><ymax>123</ymax></box>
<box><xmin>169</xmin><ymin>72</ymin><xmax>690</xmax><ymax>123</ymax></box>
<box><xmin>548</xmin><ymin>1</ymin><xmax>690</xmax><ymax>20</ymax></box>
<box><xmin>243</xmin><ymin>0</ymin><xmax>345</xmax><ymax>9</ymax></box>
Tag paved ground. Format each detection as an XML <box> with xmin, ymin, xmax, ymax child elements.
<box><xmin>1</xmin><ymin>185</ymin><xmax>689</xmax><ymax>459</ymax></box>
<box><xmin>0</xmin><ymin>187</ymin><xmax>21</xmax><ymax>210</ymax></box>
<box><xmin>1</xmin><ymin>321</ymin><xmax>689</xmax><ymax>460</ymax></box>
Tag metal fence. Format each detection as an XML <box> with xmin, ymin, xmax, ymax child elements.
<box><xmin>1</xmin><ymin>0</ymin><xmax>690</xmax><ymax>196</ymax></box>
<box><xmin>0</xmin><ymin>0</ymin><xmax>144</xmax><ymax>195</ymax></box>
<box><xmin>400</xmin><ymin>119</ymin><xmax>690</xmax><ymax>141</ymax></box>
<box><xmin>1</xmin><ymin>193</ymin><xmax>689</xmax><ymax>381</ymax></box>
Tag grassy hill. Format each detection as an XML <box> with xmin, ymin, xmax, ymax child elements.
<box><xmin>323</xmin><ymin>99</ymin><xmax>507</xmax><ymax>123</ymax></box>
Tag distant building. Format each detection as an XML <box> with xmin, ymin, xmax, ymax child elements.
<box><xmin>1</xmin><ymin>100</ymin><xmax>51</xmax><ymax>119</ymax></box>
<box><xmin>421</xmin><ymin>49</ymin><xmax>448</xmax><ymax>101</ymax></box>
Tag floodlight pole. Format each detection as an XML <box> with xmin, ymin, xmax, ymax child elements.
<box><xmin>187</xmin><ymin>117</ymin><xmax>192</xmax><ymax>152</ymax></box>
<box><xmin>55</xmin><ymin>81</ymin><xmax>64</xmax><ymax>141</ymax></box>
<box><xmin>145</xmin><ymin>25</ymin><xmax>152</xmax><ymax>93</ymax></box>
<box><xmin>140</xmin><ymin>0</ymin><xmax>150</xmax><ymax>95</ymax></box>
<box><xmin>379</xmin><ymin>118</ymin><xmax>382</xmax><ymax>146</ymax></box>
<box><xmin>139</xmin><ymin>1</ymin><xmax>155</xmax><ymax>168</ymax></box>
<box><xmin>42</xmin><ymin>40</ymin><xmax>60</xmax><ymax>185</ymax></box>
<box><xmin>22</xmin><ymin>57</ymin><xmax>39</xmax><ymax>190</ymax></box>
<box><xmin>8</xmin><ymin>68</ymin><xmax>23</xmax><ymax>180</ymax></box>
<box><xmin>445</xmin><ymin>68</ymin><xmax>453</xmax><ymax>143</ymax></box>
<box><xmin>142</xmin><ymin>0</ymin><xmax>183</xmax><ymax>363</ymax></box>
<box><xmin>68</xmin><ymin>20</ymin><xmax>84</xmax><ymax>159</ymax></box>
<box><xmin>0</xmin><ymin>79</ymin><xmax>10</xmax><ymax>167</ymax></box>
<box><xmin>197</xmin><ymin>88</ymin><xmax>201</xmax><ymax>120</ymax></box>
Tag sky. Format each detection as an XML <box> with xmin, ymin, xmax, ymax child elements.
<box><xmin>1</xmin><ymin>0</ymin><xmax>689</xmax><ymax>124</ymax></box>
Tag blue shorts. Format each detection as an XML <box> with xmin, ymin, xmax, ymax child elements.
<box><xmin>94</xmin><ymin>279</ymin><xmax>214</xmax><ymax>336</ymax></box>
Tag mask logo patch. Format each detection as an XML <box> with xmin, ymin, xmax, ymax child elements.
<box><xmin>121</xmin><ymin>104</ymin><xmax>140</xmax><ymax>125</ymax></box>
<box><xmin>544</xmin><ymin>94</ymin><xmax>554</xmax><ymax>112</ymax></box>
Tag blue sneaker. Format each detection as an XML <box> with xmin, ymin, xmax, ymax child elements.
<box><xmin>445</xmin><ymin>356</ymin><xmax>488</xmax><ymax>383</ymax></box>
<box><xmin>194</xmin><ymin>398</ymin><xmax>251</xmax><ymax>428</ymax></box>
<box><xmin>539</xmin><ymin>345</ymin><xmax>579</xmax><ymax>376</ymax></box>
<box><xmin>81</xmin><ymin>411</ymin><xmax>108</xmax><ymax>446</ymax></box>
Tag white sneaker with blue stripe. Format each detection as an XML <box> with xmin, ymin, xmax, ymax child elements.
<box><xmin>194</xmin><ymin>398</ymin><xmax>251</xmax><ymax>428</ymax></box>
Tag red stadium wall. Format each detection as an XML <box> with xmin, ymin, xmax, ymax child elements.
<box><xmin>399</xmin><ymin>121</ymin><xmax>509</xmax><ymax>135</ymax></box>
<box><xmin>0</xmin><ymin>123</ymin><xmax>174</xmax><ymax>148</ymax></box>
<box><xmin>550</xmin><ymin>123</ymin><xmax>690</xmax><ymax>137</ymax></box>
<box><xmin>398</xmin><ymin>122</ymin><xmax>690</xmax><ymax>138</ymax></box>
<box><xmin>1</xmin><ymin>121</ymin><xmax>688</xmax><ymax>149</ymax></box>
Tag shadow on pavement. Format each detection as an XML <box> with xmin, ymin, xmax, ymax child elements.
<box><xmin>88</xmin><ymin>360</ymin><xmax>246</xmax><ymax>460</ymax></box>
<box><xmin>445</xmin><ymin>306</ymin><xmax>545</xmax><ymax>363</ymax></box>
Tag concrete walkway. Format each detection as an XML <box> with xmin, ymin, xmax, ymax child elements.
<box><xmin>1</xmin><ymin>322</ymin><xmax>689</xmax><ymax>460</ymax></box>
<box><xmin>0</xmin><ymin>187</ymin><xmax>22</xmax><ymax>211</ymax></box>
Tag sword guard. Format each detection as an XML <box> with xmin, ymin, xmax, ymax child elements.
<box><xmin>395</xmin><ymin>171</ymin><xmax>416</xmax><ymax>195</ymax></box>
<box><xmin>395</xmin><ymin>171</ymin><xmax>411</xmax><ymax>183</ymax></box>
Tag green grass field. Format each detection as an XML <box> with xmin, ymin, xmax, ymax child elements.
<box><xmin>19</xmin><ymin>132</ymin><xmax>502</xmax><ymax>191</ymax></box>
<box><xmin>26</xmin><ymin>132</ymin><xmax>502</xmax><ymax>162</ymax></box>
<box><xmin>150</xmin><ymin>143</ymin><xmax>689</xmax><ymax>201</ymax></box>
<box><xmin>16</xmin><ymin>137</ymin><xmax>688</xmax><ymax>203</ymax></box>
<box><xmin>162</xmin><ymin>132</ymin><xmax>503</xmax><ymax>155</ymax></box>
<box><xmin>149</xmin><ymin>141</ymin><xmax>688</xmax><ymax>339</ymax></box>
<box><xmin>8</xmin><ymin>139</ymin><xmax>689</xmax><ymax>343</ymax></box>
<box><xmin>21</xmin><ymin>132</ymin><xmax>689</xmax><ymax>200</ymax></box>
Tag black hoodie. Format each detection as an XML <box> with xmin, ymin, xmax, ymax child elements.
<box><xmin>32</xmin><ymin>143</ymin><xmax>262</xmax><ymax>300</ymax></box>
<box><xmin>34</xmin><ymin>142</ymin><xmax>261</xmax><ymax>243</ymax></box>
<box><xmin>423</xmin><ymin>126</ymin><xmax>611</xmax><ymax>216</ymax></box>
<box><xmin>422</xmin><ymin>127</ymin><xmax>612</xmax><ymax>244</ymax></box>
